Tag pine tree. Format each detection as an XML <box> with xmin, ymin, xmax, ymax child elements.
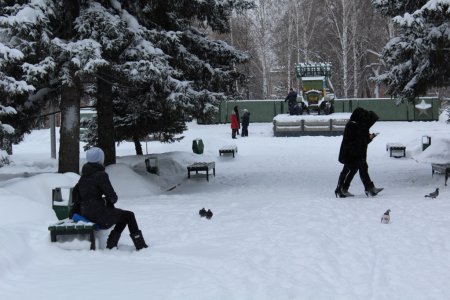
<box><xmin>0</xmin><ymin>1</ymin><xmax>110</xmax><ymax>172</ymax></box>
<box><xmin>1</xmin><ymin>0</ymin><xmax>256</xmax><ymax>163</ymax></box>
<box><xmin>0</xmin><ymin>0</ymin><xmax>55</xmax><ymax>150</ymax></box>
<box><xmin>80</xmin><ymin>1</ymin><xmax>255</xmax><ymax>155</ymax></box>
<box><xmin>51</xmin><ymin>0</ymin><xmax>109</xmax><ymax>173</ymax></box>
<box><xmin>75</xmin><ymin>1</ymin><xmax>183</xmax><ymax>156</ymax></box>
<box><xmin>372</xmin><ymin>0</ymin><xmax>450</xmax><ymax>103</ymax></box>
<box><xmin>371</xmin><ymin>0</ymin><xmax>429</xmax><ymax>17</ymax></box>
<box><xmin>121</xmin><ymin>0</ymin><xmax>255</xmax><ymax>120</ymax></box>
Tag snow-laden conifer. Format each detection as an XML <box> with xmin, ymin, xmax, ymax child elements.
<box><xmin>372</xmin><ymin>0</ymin><xmax>450</xmax><ymax>103</ymax></box>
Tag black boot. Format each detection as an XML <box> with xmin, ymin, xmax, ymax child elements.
<box><xmin>365</xmin><ymin>186</ymin><xmax>384</xmax><ymax>197</ymax></box>
<box><xmin>341</xmin><ymin>188</ymin><xmax>354</xmax><ymax>197</ymax></box>
<box><xmin>130</xmin><ymin>230</ymin><xmax>148</xmax><ymax>250</ymax></box>
<box><xmin>334</xmin><ymin>186</ymin><xmax>347</xmax><ymax>198</ymax></box>
<box><xmin>106</xmin><ymin>230</ymin><xmax>121</xmax><ymax>249</ymax></box>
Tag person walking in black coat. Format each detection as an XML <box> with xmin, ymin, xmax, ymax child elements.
<box><xmin>78</xmin><ymin>147</ymin><xmax>148</xmax><ymax>250</ymax></box>
<box><xmin>241</xmin><ymin>109</ymin><xmax>250</xmax><ymax>137</ymax></box>
<box><xmin>335</xmin><ymin>107</ymin><xmax>383</xmax><ymax>197</ymax></box>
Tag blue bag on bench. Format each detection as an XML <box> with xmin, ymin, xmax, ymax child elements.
<box><xmin>72</xmin><ymin>213</ymin><xmax>99</xmax><ymax>230</ymax></box>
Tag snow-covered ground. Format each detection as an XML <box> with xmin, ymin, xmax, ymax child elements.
<box><xmin>1</xmin><ymin>117</ymin><xmax>450</xmax><ymax>300</ymax></box>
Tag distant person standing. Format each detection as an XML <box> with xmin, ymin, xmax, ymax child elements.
<box><xmin>234</xmin><ymin>105</ymin><xmax>241</xmax><ymax>135</ymax></box>
<box><xmin>241</xmin><ymin>109</ymin><xmax>251</xmax><ymax>137</ymax></box>
<box><xmin>231</xmin><ymin>105</ymin><xmax>240</xmax><ymax>139</ymax></box>
<box><xmin>285</xmin><ymin>88</ymin><xmax>300</xmax><ymax>115</ymax></box>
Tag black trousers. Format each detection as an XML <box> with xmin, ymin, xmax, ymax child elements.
<box><xmin>242</xmin><ymin>126</ymin><xmax>248</xmax><ymax>136</ymax></box>
<box><xmin>232</xmin><ymin>129</ymin><xmax>238</xmax><ymax>138</ymax></box>
<box><xmin>112</xmin><ymin>210</ymin><xmax>139</xmax><ymax>235</ymax></box>
<box><xmin>338</xmin><ymin>161</ymin><xmax>374</xmax><ymax>191</ymax></box>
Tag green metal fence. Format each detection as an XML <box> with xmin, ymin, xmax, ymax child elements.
<box><xmin>214</xmin><ymin>97</ymin><xmax>439</xmax><ymax>123</ymax></box>
<box><xmin>217</xmin><ymin>100</ymin><xmax>286</xmax><ymax>123</ymax></box>
<box><xmin>333</xmin><ymin>97</ymin><xmax>440</xmax><ymax>121</ymax></box>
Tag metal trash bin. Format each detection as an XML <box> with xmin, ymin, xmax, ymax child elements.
<box><xmin>422</xmin><ymin>135</ymin><xmax>431</xmax><ymax>151</ymax></box>
<box><xmin>145</xmin><ymin>156</ymin><xmax>159</xmax><ymax>174</ymax></box>
<box><xmin>192</xmin><ymin>138</ymin><xmax>204</xmax><ymax>154</ymax></box>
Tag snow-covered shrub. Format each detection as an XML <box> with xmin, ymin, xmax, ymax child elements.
<box><xmin>0</xmin><ymin>150</ymin><xmax>10</xmax><ymax>167</ymax></box>
<box><xmin>445</xmin><ymin>106</ymin><xmax>450</xmax><ymax>124</ymax></box>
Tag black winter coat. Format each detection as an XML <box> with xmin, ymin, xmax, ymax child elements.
<box><xmin>78</xmin><ymin>162</ymin><xmax>122</xmax><ymax>229</ymax></box>
<box><xmin>285</xmin><ymin>91</ymin><xmax>298</xmax><ymax>104</ymax></box>
<box><xmin>338</xmin><ymin>108</ymin><xmax>379</xmax><ymax>167</ymax></box>
<box><xmin>242</xmin><ymin>111</ymin><xmax>250</xmax><ymax>127</ymax></box>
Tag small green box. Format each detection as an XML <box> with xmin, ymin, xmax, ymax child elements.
<box><xmin>52</xmin><ymin>187</ymin><xmax>73</xmax><ymax>220</ymax></box>
<box><xmin>192</xmin><ymin>138</ymin><xmax>204</xmax><ymax>154</ymax></box>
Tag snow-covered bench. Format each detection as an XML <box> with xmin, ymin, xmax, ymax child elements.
<box><xmin>48</xmin><ymin>218</ymin><xmax>97</xmax><ymax>250</ymax></box>
<box><xmin>272</xmin><ymin>115</ymin><xmax>349</xmax><ymax>136</ymax></box>
<box><xmin>219</xmin><ymin>145</ymin><xmax>238</xmax><ymax>158</ymax></box>
<box><xmin>187</xmin><ymin>162</ymin><xmax>215</xmax><ymax>181</ymax></box>
<box><xmin>386</xmin><ymin>143</ymin><xmax>406</xmax><ymax>158</ymax></box>
<box><xmin>431</xmin><ymin>163</ymin><xmax>450</xmax><ymax>186</ymax></box>
<box><xmin>48</xmin><ymin>187</ymin><xmax>98</xmax><ymax>250</ymax></box>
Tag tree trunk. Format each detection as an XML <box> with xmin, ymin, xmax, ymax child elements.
<box><xmin>133</xmin><ymin>135</ymin><xmax>143</xmax><ymax>155</ymax></box>
<box><xmin>58</xmin><ymin>83</ymin><xmax>80</xmax><ymax>174</ymax></box>
<box><xmin>97</xmin><ymin>77</ymin><xmax>116</xmax><ymax>166</ymax></box>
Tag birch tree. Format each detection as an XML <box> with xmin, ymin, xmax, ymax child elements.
<box><xmin>323</xmin><ymin>0</ymin><xmax>353</xmax><ymax>98</ymax></box>
<box><xmin>248</xmin><ymin>0</ymin><xmax>277</xmax><ymax>99</ymax></box>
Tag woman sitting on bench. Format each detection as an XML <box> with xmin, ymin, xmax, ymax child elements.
<box><xmin>77</xmin><ymin>147</ymin><xmax>148</xmax><ymax>250</ymax></box>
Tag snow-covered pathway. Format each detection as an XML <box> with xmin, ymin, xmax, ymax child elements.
<box><xmin>1</xmin><ymin>121</ymin><xmax>450</xmax><ymax>299</ymax></box>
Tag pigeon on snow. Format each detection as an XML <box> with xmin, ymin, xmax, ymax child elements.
<box><xmin>381</xmin><ymin>209</ymin><xmax>391</xmax><ymax>224</ymax></box>
<box><xmin>425</xmin><ymin>188</ymin><xmax>439</xmax><ymax>199</ymax></box>
<box><xmin>199</xmin><ymin>208</ymin><xmax>207</xmax><ymax>217</ymax></box>
<box><xmin>205</xmin><ymin>209</ymin><xmax>213</xmax><ymax>219</ymax></box>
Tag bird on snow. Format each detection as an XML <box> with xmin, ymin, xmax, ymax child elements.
<box><xmin>425</xmin><ymin>188</ymin><xmax>439</xmax><ymax>199</ymax></box>
<box><xmin>381</xmin><ymin>209</ymin><xmax>391</xmax><ymax>224</ymax></box>
<box><xmin>205</xmin><ymin>209</ymin><xmax>213</xmax><ymax>219</ymax></box>
<box><xmin>199</xmin><ymin>208</ymin><xmax>207</xmax><ymax>217</ymax></box>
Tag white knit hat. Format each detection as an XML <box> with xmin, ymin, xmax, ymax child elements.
<box><xmin>86</xmin><ymin>147</ymin><xmax>104</xmax><ymax>164</ymax></box>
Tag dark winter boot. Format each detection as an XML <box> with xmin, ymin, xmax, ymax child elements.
<box><xmin>342</xmin><ymin>188</ymin><xmax>354</xmax><ymax>197</ymax></box>
<box><xmin>106</xmin><ymin>230</ymin><xmax>121</xmax><ymax>249</ymax></box>
<box><xmin>130</xmin><ymin>230</ymin><xmax>148</xmax><ymax>251</ymax></box>
<box><xmin>334</xmin><ymin>186</ymin><xmax>346</xmax><ymax>198</ymax></box>
<box><xmin>365</xmin><ymin>186</ymin><xmax>384</xmax><ymax>197</ymax></box>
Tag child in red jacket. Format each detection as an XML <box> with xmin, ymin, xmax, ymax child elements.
<box><xmin>231</xmin><ymin>105</ymin><xmax>240</xmax><ymax>139</ymax></box>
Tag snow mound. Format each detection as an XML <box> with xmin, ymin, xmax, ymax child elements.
<box><xmin>106</xmin><ymin>163</ymin><xmax>159</xmax><ymax>199</ymax></box>
<box><xmin>413</xmin><ymin>137</ymin><xmax>450</xmax><ymax>164</ymax></box>
<box><xmin>114</xmin><ymin>151</ymin><xmax>215</xmax><ymax>192</ymax></box>
<box><xmin>2</xmin><ymin>172</ymin><xmax>78</xmax><ymax>205</ymax></box>
<box><xmin>0</xmin><ymin>188</ymin><xmax>53</xmax><ymax>225</ymax></box>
